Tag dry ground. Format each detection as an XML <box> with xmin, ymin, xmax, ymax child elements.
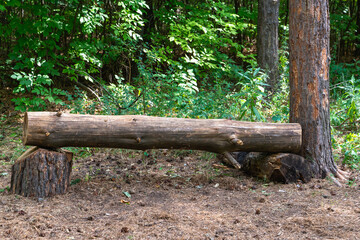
<box><xmin>1</xmin><ymin>145</ymin><xmax>360</xmax><ymax>239</ymax></box>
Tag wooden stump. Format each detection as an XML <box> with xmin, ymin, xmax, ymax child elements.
<box><xmin>235</xmin><ymin>152</ymin><xmax>312</xmax><ymax>183</ymax></box>
<box><xmin>11</xmin><ymin>147</ymin><xmax>73</xmax><ymax>198</ymax></box>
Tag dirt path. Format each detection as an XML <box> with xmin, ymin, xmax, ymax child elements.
<box><xmin>1</xmin><ymin>149</ymin><xmax>360</xmax><ymax>240</ymax></box>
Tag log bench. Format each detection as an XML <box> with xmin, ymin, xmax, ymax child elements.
<box><xmin>11</xmin><ymin>112</ymin><xmax>310</xmax><ymax>198</ymax></box>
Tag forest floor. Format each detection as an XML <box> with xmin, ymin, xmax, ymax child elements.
<box><xmin>1</xmin><ymin>108</ymin><xmax>360</xmax><ymax>239</ymax></box>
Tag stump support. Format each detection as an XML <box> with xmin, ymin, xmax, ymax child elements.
<box><xmin>11</xmin><ymin>147</ymin><xmax>73</xmax><ymax>198</ymax></box>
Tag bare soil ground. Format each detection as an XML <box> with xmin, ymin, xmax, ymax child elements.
<box><xmin>0</xmin><ymin>102</ymin><xmax>360</xmax><ymax>239</ymax></box>
<box><xmin>1</xmin><ymin>145</ymin><xmax>360</xmax><ymax>239</ymax></box>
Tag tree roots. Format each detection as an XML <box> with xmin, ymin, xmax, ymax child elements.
<box><xmin>330</xmin><ymin>168</ymin><xmax>350</xmax><ymax>187</ymax></box>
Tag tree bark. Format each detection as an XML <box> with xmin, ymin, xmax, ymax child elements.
<box><xmin>257</xmin><ymin>0</ymin><xmax>280</xmax><ymax>94</ymax></box>
<box><xmin>23</xmin><ymin>112</ymin><xmax>302</xmax><ymax>153</ymax></box>
<box><xmin>235</xmin><ymin>152</ymin><xmax>312</xmax><ymax>183</ymax></box>
<box><xmin>289</xmin><ymin>0</ymin><xmax>337</xmax><ymax>178</ymax></box>
<box><xmin>11</xmin><ymin>147</ymin><xmax>73</xmax><ymax>198</ymax></box>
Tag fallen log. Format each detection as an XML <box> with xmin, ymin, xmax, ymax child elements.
<box><xmin>11</xmin><ymin>147</ymin><xmax>73</xmax><ymax>198</ymax></box>
<box><xmin>23</xmin><ymin>112</ymin><xmax>302</xmax><ymax>153</ymax></box>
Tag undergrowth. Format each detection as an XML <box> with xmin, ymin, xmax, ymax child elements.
<box><xmin>0</xmin><ymin>66</ymin><xmax>359</xmax><ymax>172</ymax></box>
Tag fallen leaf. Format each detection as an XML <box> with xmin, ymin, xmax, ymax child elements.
<box><xmin>121</xmin><ymin>199</ymin><xmax>130</xmax><ymax>205</ymax></box>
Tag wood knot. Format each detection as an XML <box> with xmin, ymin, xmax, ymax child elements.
<box><xmin>231</xmin><ymin>139</ymin><xmax>243</xmax><ymax>145</ymax></box>
<box><xmin>229</xmin><ymin>135</ymin><xmax>243</xmax><ymax>145</ymax></box>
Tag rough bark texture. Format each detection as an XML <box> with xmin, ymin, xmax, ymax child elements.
<box><xmin>289</xmin><ymin>0</ymin><xmax>336</xmax><ymax>178</ymax></box>
<box><xmin>23</xmin><ymin>112</ymin><xmax>302</xmax><ymax>153</ymax></box>
<box><xmin>235</xmin><ymin>152</ymin><xmax>312</xmax><ymax>183</ymax></box>
<box><xmin>257</xmin><ymin>0</ymin><xmax>280</xmax><ymax>93</ymax></box>
<box><xmin>11</xmin><ymin>147</ymin><xmax>73</xmax><ymax>198</ymax></box>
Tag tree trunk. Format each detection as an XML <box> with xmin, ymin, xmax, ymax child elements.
<box><xmin>289</xmin><ymin>0</ymin><xmax>337</xmax><ymax>178</ymax></box>
<box><xmin>23</xmin><ymin>112</ymin><xmax>302</xmax><ymax>153</ymax></box>
<box><xmin>257</xmin><ymin>0</ymin><xmax>280</xmax><ymax>94</ymax></box>
<box><xmin>11</xmin><ymin>147</ymin><xmax>73</xmax><ymax>198</ymax></box>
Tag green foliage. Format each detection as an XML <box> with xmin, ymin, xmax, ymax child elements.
<box><xmin>63</xmin><ymin>147</ymin><xmax>94</xmax><ymax>160</ymax></box>
<box><xmin>331</xmin><ymin>75</ymin><xmax>360</xmax><ymax>127</ymax></box>
<box><xmin>0</xmin><ymin>186</ymin><xmax>10</xmax><ymax>193</ymax></box>
<box><xmin>330</xmin><ymin>73</ymin><xmax>360</xmax><ymax>169</ymax></box>
<box><xmin>1</xmin><ymin>0</ymin><xmax>259</xmax><ymax>119</ymax></box>
<box><xmin>70</xmin><ymin>178</ymin><xmax>81</xmax><ymax>186</ymax></box>
<box><xmin>2</xmin><ymin>1</ymin><xmax>69</xmax><ymax>110</ymax></box>
<box><xmin>335</xmin><ymin>133</ymin><xmax>360</xmax><ymax>170</ymax></box>
<box><xmin>338</xmin><ymin>75</ymin><xmax>360</xmax><ymax>123</ymax></box>
<box><xmin>147</xmin><ymin>0</ymin><xmax>253</xmax><ymax>82</ymax></box>
<box><xmin>68</xmin><ymin>65</ymin><xmax>269</xmax><ymax>122</ymax></box>
<box><xmin>330</xmin><ymin>60</ymin><xmax>360</xmax><ymax>95</ymax></box>
<box><xmin>234</xmin><ymin>67</ymin><xmax>268</xmax><ymax>121</ymax></box>
<box><xmin>11</xmin><ymin>71</ymin><xmax>66</xmax><ymax>111</ymax></box>
<box><xmin>267</xmin><ymin>42</ymin><xmax>290</xmax><ymax>123</ymax></box>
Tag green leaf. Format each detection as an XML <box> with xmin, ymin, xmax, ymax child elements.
<box><xmin>123</xmin><ymin>191</ymin><xmax>131</xmax><ymax>198</ymax></box>
<box><xmin>71</xmin><ymin>178</ymin><xmax>81</xmax><ymax>185</ymax></box>
<box><xmin>239</xmin><ymin>100</ymin><xmax>250</xmax><ymax>110</ymax></box>
<box><xmin>252</xmin><ymin>106</ymin><xmax>263</xmax><ymax>121</ymax></box>
<box><xmin>239</xmin><ymin>110</ymin><xmax>246</xmax><ymax>120</ymax></box>
<box><xmin>272</xmin><ymin>115</ymin><xmax>282</xmax><ymax>122</ymax></box>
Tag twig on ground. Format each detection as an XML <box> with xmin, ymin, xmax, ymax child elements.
<box><xmin>223</xmin><ymin>152</ymin><xmax>242</xmax><ymax>169</ymax></box>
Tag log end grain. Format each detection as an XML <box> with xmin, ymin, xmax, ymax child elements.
<box><xmin>22</xmin><ymin>112</ymin><xmax>29</xmax><ymax>145</ymax></box>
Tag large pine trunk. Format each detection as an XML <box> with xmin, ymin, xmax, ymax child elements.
<box><xmin>22</xmin><ymin>112</ymin><xmax>302</xmax><ymax>153</ymax></box>
<box><xmin>257</xmin><ymin>0</ymin><xmax>280</xmax><ymax>93</ymax></box>
<box><xmin>289</xmin><ymin>0</ymin><xmax>336</xmax><ymax>177</ymax></box>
